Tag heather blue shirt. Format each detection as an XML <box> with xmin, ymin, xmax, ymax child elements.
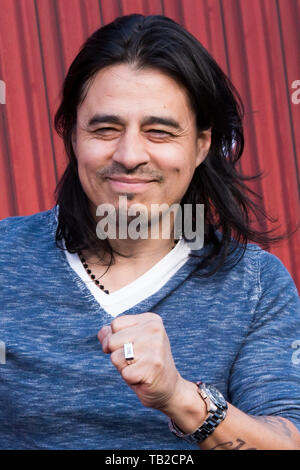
<box><xmin>0</xmin><ymin>208</ymin><xmax>299</xmax><ymax>449</ymax></box>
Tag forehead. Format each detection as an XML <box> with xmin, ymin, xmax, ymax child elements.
<box><xmin>77</xmin><ymin>63</ymin><xmax>195</xmax><ymax>124</ymax></box>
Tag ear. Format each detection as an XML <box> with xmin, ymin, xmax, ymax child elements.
<box><xmin>195</xmin><ymin>127</ymin><xmax>212</xmax><ymax>167</ymax></box>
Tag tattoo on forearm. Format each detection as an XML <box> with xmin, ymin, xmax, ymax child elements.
<box><xmin>250</xmin><ymin>415</ymin><xmax>292</xmax><ymax>438</ymax></box>
<box><xmin>209</xmin><ymin>438</ymin><xmax>257</xmax><ymax>450</ymax></box>
<box><xmin>209</xmin><ymin>416</ymin><xmax>293</xmax><ymax>450</ymax></box>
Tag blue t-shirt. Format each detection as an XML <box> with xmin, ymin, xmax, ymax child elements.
<box><xmin>0</xmin><ymin>208</ymin><xmax>299</xmax><ymax>449</ymax></box>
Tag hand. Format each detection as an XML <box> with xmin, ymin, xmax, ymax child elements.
<box><xmin>98</xmin><ymin>312</ymin><xmax>185</xmax><ymax>412</ymax></box>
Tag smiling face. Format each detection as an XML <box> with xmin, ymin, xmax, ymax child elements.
<box><xmin>72</xmin><ymin>63</ymin><xmax>211</xmax><ymax>220</ymax></box>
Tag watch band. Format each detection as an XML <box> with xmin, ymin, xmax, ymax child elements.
<box><xmin>188</xmin><ymin>408</ymin><xmax>227</xmax><ymax>443</ymax></box>
<box><xmin>168</xmin><ymin>382</ymin><xmax>228</xmax><ymax>444</ymax></box>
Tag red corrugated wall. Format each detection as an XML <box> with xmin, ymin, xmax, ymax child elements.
<box><xmin>0</xmin><ymin>0</ymin><xmax>299</xmax><ymax>290</ymax></box>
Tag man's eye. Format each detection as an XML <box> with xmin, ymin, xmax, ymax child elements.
<box><xmin>95</xmin><ymin>127</ymin><xmax>119</xmax><ymax>133</ymax></box>
<box><xmin>147</xmin><ymin>130</ymin><xmax>172</xmax><ymax>137</ymax></box>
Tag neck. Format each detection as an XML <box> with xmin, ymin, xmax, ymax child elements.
<box><xmin>83</xmin><ymin>236</ymin><xmax>176</xmax><ymax>268</ymax></box>
<box><xmin>109</xmin><ymin>237</ymin><xmax>176</xmax><ymax>264</ymax></box>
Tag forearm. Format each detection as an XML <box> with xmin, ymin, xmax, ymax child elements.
<box><xmin>162</xmin><ymin>379</ymin><xmax>300</xmax><ymax>450</ymax></box>
<box><xmin>200</xmin><ymin>404</ymin><xmax>300</xmax><ymax>450</ymax></box>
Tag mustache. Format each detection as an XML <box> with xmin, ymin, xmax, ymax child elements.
<box><xmin>97</xmin><ymin>163</ymin><xmax>164</xmax><ymax>181</ymax></box>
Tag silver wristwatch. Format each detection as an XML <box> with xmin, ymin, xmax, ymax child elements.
<box><xmin>168</xmin><ymin>382</ymin><xmax>228</xmax><ymax>444</ymax></box>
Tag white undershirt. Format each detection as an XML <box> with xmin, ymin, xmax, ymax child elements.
<box><xmin>64</xmin><ymin>239</ymin><xmax>191</xmax><ymax>317</ymax></box>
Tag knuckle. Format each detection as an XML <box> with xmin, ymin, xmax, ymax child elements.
<box><xmin>152</xmin><ymin>359</ymin><xmax>163</xmax><ymax>372</ymax></box>
<box><xmin>146</xmin><ymin>312</ymin><xmax>161</xmax><ymax>322</ymax></box>
<box><xmin>121</xmin><ymin>365</ymin><xmax>138</xmax><ymax>384</ymax></box>
<box><xmin>120</xmin><ymin>366</ymin><xmax>129</xmax><ymax>380</ymax></box>
<box><xmin>110</xmin><ymin>318</ymin><xmax>119</xmax><ymax>333</ymax></box>
<box><xmin>149</xmin><ymin>318</ymin><xmax>164</xmax><ymax>336</ymax></box>
<box><xmin>107</xmin><ymin>335</ymin><xmax>115</xmax><ymax>352</ymax></box>
<box><xmin>110</xmin><ymin>351</ymin><xmax>118</xmax><ymax>366</ymax></box>
<box><xmin>110</xmin><ymin>351</ymin><xmax>122</xmax><ymax>371</ymax></box>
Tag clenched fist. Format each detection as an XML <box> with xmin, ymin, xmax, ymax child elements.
<box><xmin>98</xmin><ymin>312</ymin><xmax>185</xmax><ymax>412</ymax></box>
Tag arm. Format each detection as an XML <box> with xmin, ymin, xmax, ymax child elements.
<box><xmin>98</xmin><ymin>310</ymin><xmax>300</xmax><ymax>450</ymax></box>
<box><xmin>165</xmin><ymin>249</ymin><xmax>300</xmax><ymax>450</ymax></box>
<box><xmin>161</xmin><ymin>378</ymin><xmax>300</xmax><ymax>450</ymax></box>
<box><xmin>98</xmin><ymin>247</ymin><xmax>300</xmax><ymax>450</ymax></box>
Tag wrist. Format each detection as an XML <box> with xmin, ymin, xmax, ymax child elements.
<box><xmin>160</xmin><ymin>378</ymin><xmax>208</xmax><ymax>434</ymax></box>
<box><xmin>168</xmin><ymin>382</ymin><xmax>228</xmax><ymax>445</ymax></box>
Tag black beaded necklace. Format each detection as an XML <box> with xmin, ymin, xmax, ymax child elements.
<box><xmin>78</xmin><ymin>252</ymin><xmax>110</xmax><ymax>294</ymax></box>
<box><xmin>78</xmin><ymin>240</ymin><xmax>178</xmax><ymax>296</ymax></box>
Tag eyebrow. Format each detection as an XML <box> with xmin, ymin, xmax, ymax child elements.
<box><xmin>87</xmin><ymin>114</ymin><xmax>183</xmax><ymax>131</ymax></box>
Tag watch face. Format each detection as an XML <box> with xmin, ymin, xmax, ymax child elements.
<box><xmin>205</xmin><ymin>384</ymin><xmax>227</xmax><ymax>409</ymax></box>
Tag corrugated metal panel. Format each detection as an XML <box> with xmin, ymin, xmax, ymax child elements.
<box><xmin>0</xmin><ymin>0</ymin><xmax>299</xmax><ymax>289</ymax></box>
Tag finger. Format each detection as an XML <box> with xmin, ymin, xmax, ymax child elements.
<box><xmin>97</xmin><ymin>325</ymin><xmax>112</xmax><ymax>353</ymax></box>
<box><xmin>108</xmin><ymin>313</ymin><xmax>164</xmax><ymax>353</ymax></box>
<box><xmin>104</xmin><ymin>324</ymin><xmax>144</xmax><ymax>354</ymax></box>
<box><xmin>98</xmin><ymin>324</ymin><xmax>112</xmax><ymax>342</ymax></box>
<box><xmin>98</xmin><ymin>324</ymin><xmax>112</xmax><ymax>344</ymax></box>
<box><xmin>110</xmin><ymin>312</ymin><xmax>158</xmax><ymax>333</ymax></box>
<box><xmin>121</xmin><ymin>360</ymin><xmax>144</xmax><ymax>386</ymax></box>
<box><xmin>110</xmin><ymin>347</ymin><xmax>135</xmax><ymax>372</ymax></box>
<box><xmin>110</xmin><ymin>348</ymin><xmax>144</xmax><ymax>386</ymax></box>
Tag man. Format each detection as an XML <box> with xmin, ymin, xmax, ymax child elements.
<box><xmin>0</xmin><ymin>14</ymin><xmax>299</xmax><ymax>450</ymax></box>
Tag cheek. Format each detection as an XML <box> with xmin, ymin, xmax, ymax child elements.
<box><xmin>160</xmin><ymin>148</ymin><xmax>198</xmax><ymax>200</ymax></box>
<box><xmin>76</xmin><ymin>139</ymin><xmax>111</xmax><ymax>169</ymax></box>
<box><xmin>160</xmin><ymin>149</ymin><xmax>195</xmax><ymax>184</ymax></box>
<box><xmin>158</xmin><ymin>141</ymin><xmax>197</xmax><ymax>169</ymax></box>
<box><xmin>159</xmin><ymin>163</ymin><xmax>194</xmax><ymax>202</ymax></box>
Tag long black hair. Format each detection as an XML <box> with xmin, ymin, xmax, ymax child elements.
<box><xmin>54</xmin><ymin>14</ymin><xmax>293</xmax><ymax>276</ymax></box>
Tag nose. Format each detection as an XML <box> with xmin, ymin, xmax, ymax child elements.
<box><xmin>112</xmin><ymin>129</ymin><xmax>150</xmax><ymax>170</ymax></box>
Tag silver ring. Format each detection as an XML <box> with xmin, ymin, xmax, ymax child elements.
<box><xmin>124</xmin><ymin>342</ymin><xmax>134</xmax><ymax>364</ymax></box>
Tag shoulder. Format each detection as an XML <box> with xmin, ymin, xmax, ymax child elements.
<box><xmin>192</xmin><ymin>238</ymin><xmax>299</xmax><ymax>302</ymax></box>
<box><xmin>217</xmin><ymin>239</ymin><xmax>296</xmax><ymax>282</ymax></box>
<box><xmin>0</xmin><ymin>207</ymin><xmax>58</xmax><ymax>248</ymax></box>
<box><xmin>240</xmin><ymin>244</ymin><xmax>300</xmax><ymax>333</ymax></box>
<box><xmin>245</xmin><ymin>243</ymin><xmax>298</xmax><ymax>296</ymax></box>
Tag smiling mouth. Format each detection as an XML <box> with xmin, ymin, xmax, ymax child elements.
<box><xmin>106</xmin><ymin>176</ymin><xmax>157</xmax><ymax>193</ymax></box>
<box><xmin>107</xmin><ymin>176</ymin><xmax>156</xmax><ymax>183</ymax></box>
